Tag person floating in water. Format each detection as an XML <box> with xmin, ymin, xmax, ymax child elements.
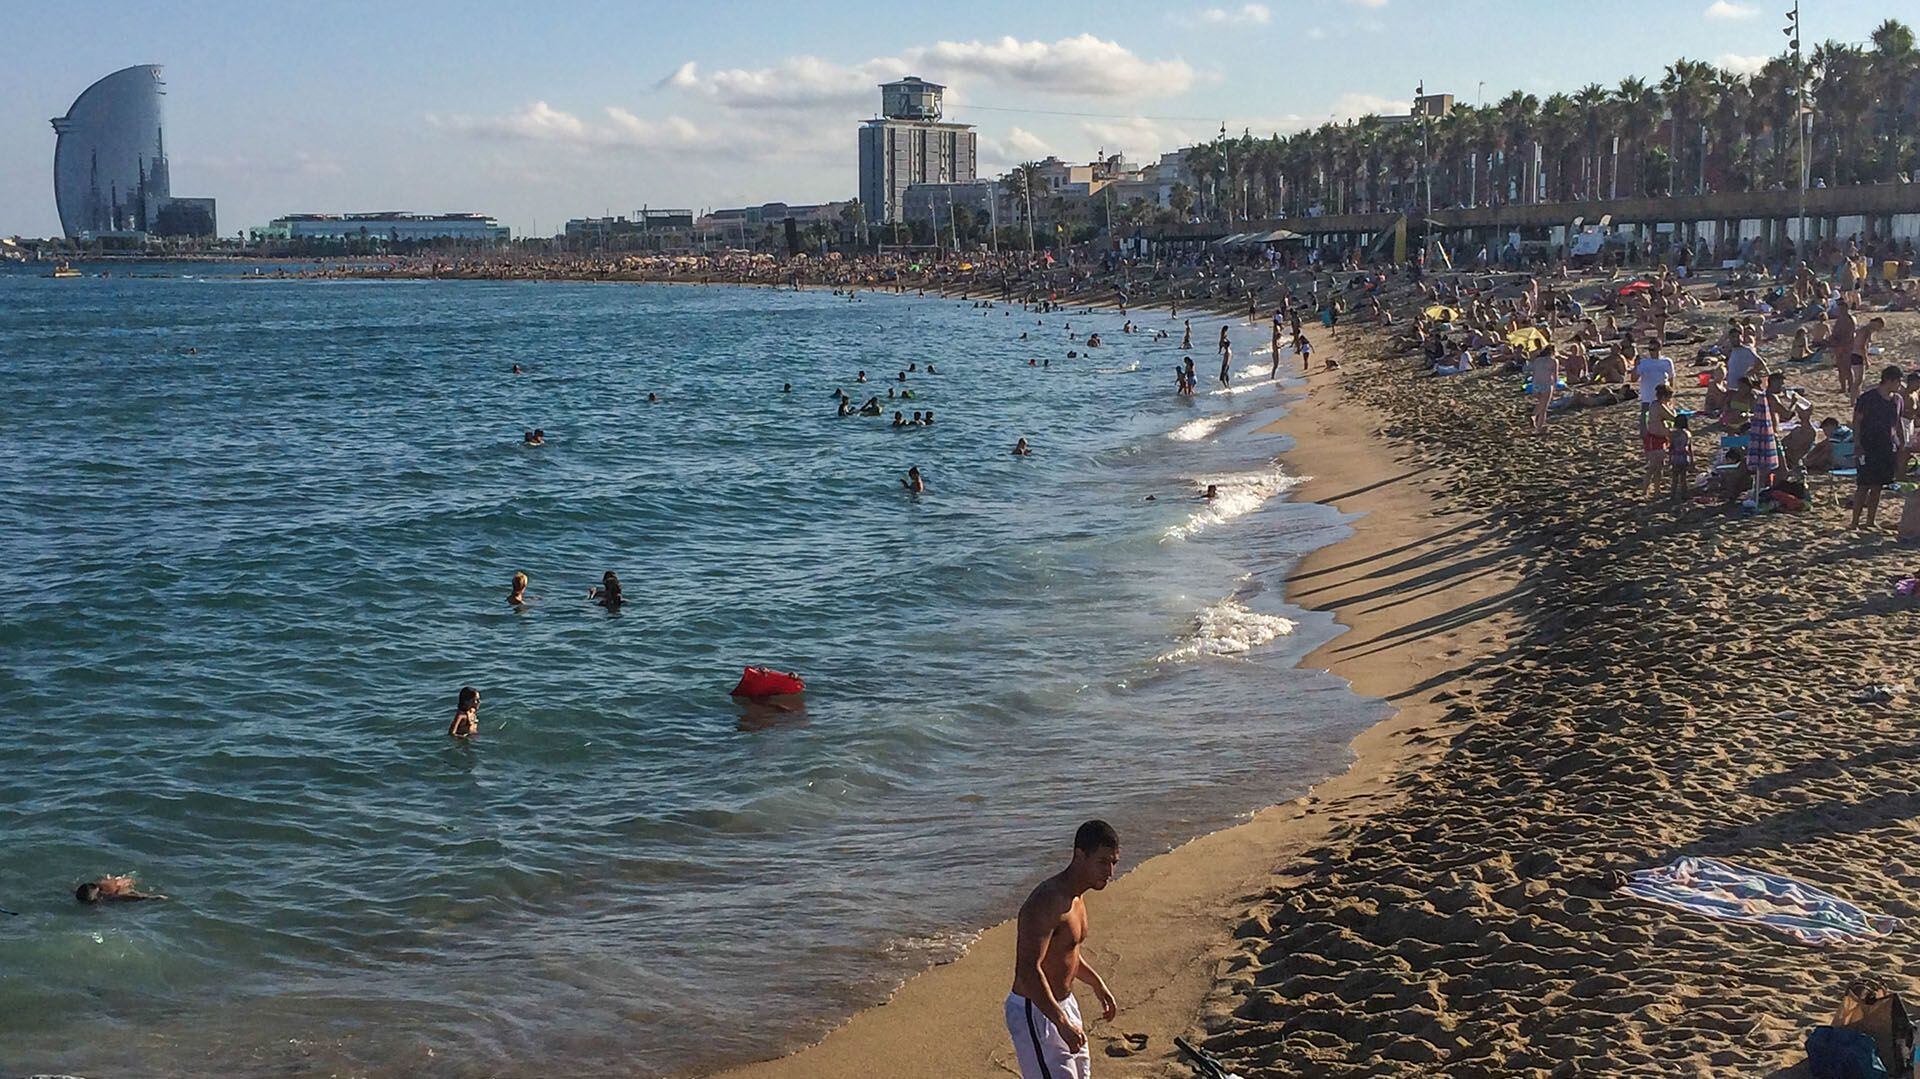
<box><xmin>926</xmin><ymin>363</ymin><xmax>938</xmax><ymax>374</ymax></box>
<box><xmin>903</xmin><ymin>466</ymin><xmax>926</xmax><ymax>493</ymax></box>
<box><xmin>892</xmin><ymin>411</ymin><xmax>907</xmax><ymax>427</ymax></box>
<box><xmin>448</xmin><ymin>686</ymin><xmax>481</xmax><ymax>738</ymax></box>
<box><xmin>923</xmin><ymin>410</ymin><xmax>935</xmax><ymax>426</ymax></box>
<box><xmin>523</xmin><ymin>429</ymin><xmax>545</xmax><ymax>446</ymax></box>
<box><xmin>589</xmin><ymin>571</ymin><xmax>623</xmax><ymax>610</ymax></box>
<box><xmin>75</xmin><ymin>875</ymin><xmax>167</xmax><ymax>904</ymax></box>
<box><xmin>782</xmin><ymin>383</ymin><xmax>791</xmax><ymax>393</ymax></box>
<box><xmin>647</xmin><ymin>393</ymin><xmax>660</xmax><ymax>403</ymax></box>
<box><xmin>1204</xmin><ymin>483</ymin><xmax>1220</xmax><ymax>501</ymax></box>
<box><xmin>509</xmin><ymin>572</ymin><xmax>530</xmax><ymax>606</ymax></box>
<box><xmin>511</xmin><ymin>363</ymin><xmax>523</xmax><ymax>374</ymax></box>
<box><xmin>859</xmin><ymin>397</ymin><xmax>884</xmax><ymax>416</ymax></box>
<box><xmin>1012</xmin><ymin>437</ymin><xmax>1032</xmax><ymax>456</ymax></box>
<box><xmin>857</xmin><ymin>370</ymin><xmax>868</xmax><ymax>383</ymax></box>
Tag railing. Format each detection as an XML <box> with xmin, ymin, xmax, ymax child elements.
<box><xmin>1151</xmin><ymin>183</ymin><xmax>1920</xmax><ymax>239</ymax></box>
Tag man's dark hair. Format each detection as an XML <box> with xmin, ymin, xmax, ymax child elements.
<box><xmin>1074</xmin><ymin>819</ymin><xmax>1119</xmax><ymax>854</ymax></box>
<box><xmin>75</xmin><ymin>882</ymin><xmax>101</xmax><ymax>903</ymax></box>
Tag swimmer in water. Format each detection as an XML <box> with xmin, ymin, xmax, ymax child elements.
<box><xmin>74</xmin><ymin>875</ymin><xmax>167</xmax><ymax>903</ymax></box>
<box><xmin>903</xmin><ymin>466</ymin><xmax>926</xmax><ymax>493</ymax></box>
<box><xmin>647</xmin><ymin>393</ymin><xmax>660</xmax><ymax>403</ymax></box>
<box><xmin>893</xmin><ymin>411</ymin><xmax>907</xmax><ymax>427</ymax></box>
<box><xmin>783</xmin><ymin>383</ymin><xmax>791</xmax><ymax>393</ymax></box>
<box><xmin>509</xmin><ymin>572</ymin><xmax>530</xmax><ymax>606</ymax></box>
<box><xmin>1204</xmin><ymin>484</ymin><xmax>1219</xmax><ymax>501</ymax></box>
<box><xmin>910</xmin><ymin>411</ymin><xmax>924</xmax><ymax>425</ymax></box>
<box><xmin>524</xmin><ymin>429</ymin><xmax>545</xmax><ymax>446</ymax></box>
<box><xmin>857</xmin><ymin>371</ymin><xmax>868</xmax><ymax>382</ymax></box>
<box><xmin>923</xmin><ymin>410</ymin><xmax>935</xmax><ymax>426</ymax></box>
<box><xmin>860</xmin><ymin>396</ymin><xmax>884</xmax><ymax>416</ymax></box>
<box><xmin>927</xmin><ymin>363</ymin><xmax>938</xmax><ymax>374</ymax></box>
<box><xmin>588</xmin><ymin>571</ymin><xmax>623</xmax><ymax>610</ymax></box>
<box><xmin>1013</xmin><ymin>437</ymin><xmax>1032</xmax><ymax>456</ymax></box>
<box><xmin>511</xmin><ymin>363</ymin><xmax>523</xmax><ymax>374</ymax></box>
<box><xmin>448</xmin><ymin>686</ymin><xmax>480</xmax><ymax>738</ymax></box>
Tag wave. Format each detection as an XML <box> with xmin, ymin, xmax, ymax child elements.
<box><xmin>1166</xmin><ymin>415</ymin><xmax>1229</xmax><ymax>442</ymax></box>
<box><xmin>1156</xmin><ymin>598</ymin><xmax>1297</xmax><ymax>661</ymax></box>
<box><xmin>1208</xmin><ymin>363</ymin><xmax>1282</xmax><ymax>396</ymax></box>
<box><xmin>1094</xmin><ymin>361</ymin><xmax>1141</xmax><ymax>374</ymax></box>
<box><xmin>1162</xmin><ymin>465</ymin><xmax>1298</xmax><ymax>541</ymax></box>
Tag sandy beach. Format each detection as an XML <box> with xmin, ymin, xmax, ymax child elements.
<box><xmin>714</xmin><ymin>262</ymin><xmax>1920</xmax><ymax>1077</ymax></box>
<box><xmin>719</xmin><ymin>314</ymin><xmax>1529</xmax><ymax>1077</ymax></box>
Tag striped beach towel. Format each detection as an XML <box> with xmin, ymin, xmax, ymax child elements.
<box><xmin>1620</xmin><ymin>856</ymin><xmax>1900</xmax><ymax>945</ymax></box>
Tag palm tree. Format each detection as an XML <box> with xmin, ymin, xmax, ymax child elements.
<box><xmin>1614</xmin><ymin>76</ymin><xmax>1661</xmax><ymax>197</ymax></box>
<box><xmin>1495</xmin><ymin>91</ymin><xmax>1539</xmax><ymax>203</ymax></box>
<box><xmin>1868</xmin><ymin>19</ymin><xmax>1918</xmax><ymax>180</ymax></box>
<box><xmin>1573</xmin><ymin>83</ymin><xmax>1611</xmax><ymax>200</ymax></box>
<box><xmin>1660</xmin><ymin>58</ymin><xmax>1717</xmax><ymax>195</ymax></box>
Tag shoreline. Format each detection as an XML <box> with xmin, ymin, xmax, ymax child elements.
<box><xmin>715</xmin><ymin>324</ymin><xmax>1526</xmax><ymax>1077</ymax></box>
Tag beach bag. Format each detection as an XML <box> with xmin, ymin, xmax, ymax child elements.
<box><xmin>1806</xmin><ymin>1025</ymin><xmax>1888</xmax><ymax>1078</ymax></box>
<box><xmin>1834</xmin><ymin>985</ymin><xmax>1913</xmax><ymax>1076</ymax></box>
<box><xmin>1899</xmin><ymin>491</ymin><xmax>1920</xmax><ymax>543</ymax></box>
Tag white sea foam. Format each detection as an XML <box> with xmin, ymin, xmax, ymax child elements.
<box><xmin>1163</xmin><ymin>465</ymin><xmax>1299</xmax><ymax>541</ymax></box>
<box><xmin>1167</xmin><ymin>415</ymin><xmax>1229</xmax><ymax>442</ymax></box>
<box><xmin>1094</xmin><ymin>361</ymin><xmax>1142</xmax><ymax>374</ymax></box>
<box><xmin>1157</xmin><ymin>598</ymin><xmax>1297</xmax><ymax>661</ymax></box>
<box><xmin>1208</xmin><ymin>363</ymin><xmax>1281</xmax><ymax>396</ymax></box>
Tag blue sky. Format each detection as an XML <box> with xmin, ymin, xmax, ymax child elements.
<box><xmin>0</xmin><ymin>0</ymin><xmax>1900</xmax><ymax>237</ymax></box>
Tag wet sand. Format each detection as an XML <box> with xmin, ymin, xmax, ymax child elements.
<box><xmin>718</xmin><ymin>321</ymin><xmax>1527</xmax><ymax>1077</ymax></box>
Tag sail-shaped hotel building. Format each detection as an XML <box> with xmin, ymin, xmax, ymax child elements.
<box><xmin>51</xmin><ymin>65</ymin><xmax>215</xmax><ymax>239</ymax></box>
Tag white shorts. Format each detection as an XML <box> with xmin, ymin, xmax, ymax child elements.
<box><xmin>1005</xmin><ymin>991</ymin><xmax>1090</xmax><ymax>1079</ymax></box>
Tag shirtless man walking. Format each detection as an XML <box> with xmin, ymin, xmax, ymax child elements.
<box><xmin>1006</xmin><ymin>820</ymin><xmax>1120</xmax><ymax>1079</ymax></box>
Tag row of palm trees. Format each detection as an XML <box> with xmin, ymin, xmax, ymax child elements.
<box><xmin>1079</xmin><ymin>18</ymin><xmax>1918</xmax><ymax>226</ymax></box>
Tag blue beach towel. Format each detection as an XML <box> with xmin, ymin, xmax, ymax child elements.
<box><xmin>1619</xmin><ymin>856</ymin><xmax>1900</xmax><ymax>945</ymax></box>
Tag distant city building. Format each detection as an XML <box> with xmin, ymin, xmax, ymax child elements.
<box><xmin>262</xmin><ymin>212</ymin><xmax>509</xmax><ymax>243</ymax></box>
<box><xmin>50</xmin><ymin>64</ymin><xmax>217</xmax><ymax>238</ymax></box>
<box><xmin>902</xmin><ymin>180</ymin><xmax>996</xmax><ymax>226</ymax></box>
<box><xmin>153</xmin><ymin>197</ymin><xmax>216</xmax><ymax>238</ymax></box>
<box><xmin>564</xmin><ymin>209</ymin><xmax>695</xmax><ymax>243</ymax></box>
<box><xmin>698</xmin><ymin>201</ymin><xmax>851</xmax><ymax>229</ymax></box>
<box><xmin>858</xmin><ymin>77</ymin><xmax>976</xmax><ymax>226</ymax></box>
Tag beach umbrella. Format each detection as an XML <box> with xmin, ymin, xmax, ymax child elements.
<box><xmin>1505</xmin><ymin>327</ymin><xmax>1550</xmax><ymax>352</ymax></box>
<box><xmin>1747</xmin><ymin>390</ymin><xmax>1780</xmax><ymax>506</ymax></box>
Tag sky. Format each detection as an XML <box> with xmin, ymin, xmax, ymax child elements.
<box><xmin>0</xmin><ymin>0</ymin><xmax>1901</xmax><ymax>238</ymax></box>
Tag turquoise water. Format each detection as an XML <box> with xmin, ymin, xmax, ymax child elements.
<box><xmin>0</xmin><ymin>267</ymin><xmax>1382</xmax><ymax>1076</ymax></box>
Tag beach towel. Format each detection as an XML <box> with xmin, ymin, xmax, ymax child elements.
<box><xmin>1619</xmin><ymin>856</ymin><xmax>1900</xmax><ymax>945</ymax></box>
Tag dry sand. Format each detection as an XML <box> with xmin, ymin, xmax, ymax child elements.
<box><xmin>1194</xmin><ymin>297</ymin><xmax>1920</xmax><ymax>1077</ymax></box>
<box><xmin>718</xmin><ymin>322</ymin><xmax>1526</xmax><ymax>1078</ymax></box>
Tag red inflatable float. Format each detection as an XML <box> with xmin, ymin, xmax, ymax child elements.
<box><xmin>731</xmin><ymin>666</ymin><xmax>806</xmax><ymax>699</ymax></box>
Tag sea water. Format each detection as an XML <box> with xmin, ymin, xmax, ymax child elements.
<box><xmin>0</xmin><ymin>268</ymin><xmax>1385</xmax><ymax>1077</ymax></box>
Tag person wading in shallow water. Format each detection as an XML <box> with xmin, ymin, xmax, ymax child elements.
<box><xmin>1004</xmin><ymin>819</ymin><xmax>1120</xmax><ymax>1079</ymax></box>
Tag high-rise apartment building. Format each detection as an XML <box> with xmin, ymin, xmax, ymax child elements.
<box><xmin>857</xmin><ymin>77</ymin><xmax>976</xmax><ymax>227</ymax></box>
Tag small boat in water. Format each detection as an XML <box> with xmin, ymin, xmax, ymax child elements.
<box><xmin>46</xmin><ymin>262</ymin><xmax>82</xmax><ymax>279</ymax></box>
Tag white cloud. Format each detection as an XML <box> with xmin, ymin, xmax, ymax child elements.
<box><xmin>1705</xmin><ymin>0</ymin><xmax>1756</xmax><ymax>18</ymax></box>
<box><xmin>1171</xmin><ymin>4</ymin><xmax>1272</xmax><ymax>26</ymax></box>
<box><xmin>663</xmin><ymin>34</ymin><xmax>1194</xmax><ymax>108</ymax></box>
<box><xmin>661</xmin><ymin>56</ymin><xmax>902</xmax><ymax>110</ymax></box>
<box><xmin>428</xmin><ymin>101</ymin><xmax>753</xmax><ymax>156</ymax></box>
<box><xmin>1008</xmin><ymin>126</ymin><xmax>1051</xmax><ymax>156</ymax></box>
<box><xmin>1346</xmin><ymin>0</ymin><xmax>1388</xmax><ymax>7</ymax></box>
<box><xmin>1716</xmin><ymin>52</ymin><xmax>1769</xmax><ymax>75</ymax></box>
